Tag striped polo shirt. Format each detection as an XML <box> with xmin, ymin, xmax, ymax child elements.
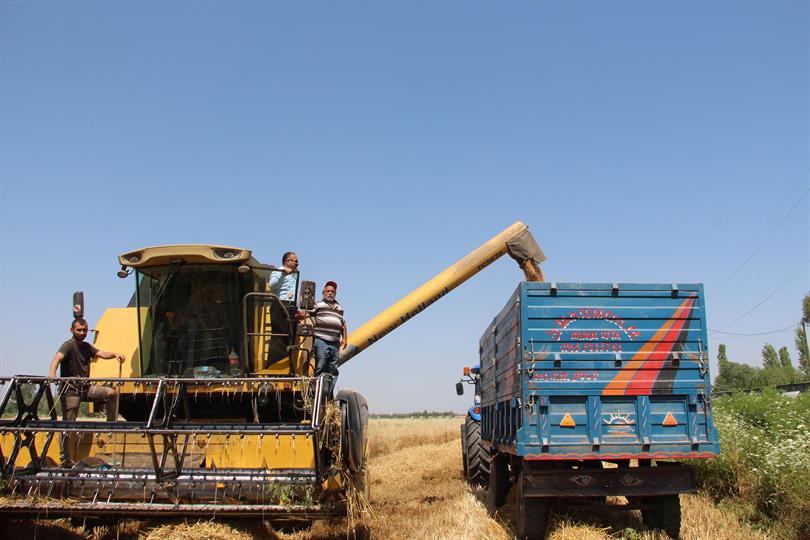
<box><xmin>312</xmin><ymin>300</ymin><xmax>345</xmax><ymax>343</ymax></box>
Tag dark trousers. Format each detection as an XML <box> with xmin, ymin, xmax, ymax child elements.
<box><xmin>60</xmin><ymin>385</ymin><xmax>118</xmax><ymax>466</ymax></box>
<box><xmin>267</xmin><ymin>301</ymin><xmax>296</xmax><ymax>367</ymax></box>
<box><xmin>314</xmin><ymin>337</ymin><xmax>339</xmax><ymax>397</ymax></box>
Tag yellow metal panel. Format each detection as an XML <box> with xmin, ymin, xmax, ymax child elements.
<box><xmin>90</xmin><ymin>308</ymin><xmax>142</xmax><ymax>378</ymax></box>
<box><xmin>204</xmin><ymin>433</ymin><xmax>316</xmax><ymax>469</ymax></box>
<box><xmin>84</xmin><ymin>432</ymin><xmax>316</xmax><ymax>470</ymax></box>
<box><xmin>254</xmin><ymin>333</ymin><xmax>314</xmax><ymax>376</ymax></box>
<box><xmin>293</xmin><ymin>336</ymin><xmax>314</xmax><ymax>376</ymax></box>
<box><xmin>253</xmin><ymin>300</ymin><xmax>270</xmax><ymax>371</ymax></box>
<box><xmin>2</xmin><ymin>430</ymin><xmax>317</xmax><ymax>470</ymax></box>
<box><xmin>258</xmin><ymin>356</ymin><xmax>291</xmax><ymax>374</ymax></box>
<box><xmin>1</xmin><ymin>432</ymin><xmax>61</xmax><ymax>467</ymax></box>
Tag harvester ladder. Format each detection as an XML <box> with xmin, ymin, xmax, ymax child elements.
<box><xmin>242</xmin><ymin>292</ymin><xmax>296</xmax><ymax>371</ymax></box>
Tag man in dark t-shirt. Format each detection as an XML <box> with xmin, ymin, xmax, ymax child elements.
<box><xmin>48</xmin><ymin>318</ymin><xmax>126</xmax><ymax>466</ymax></box>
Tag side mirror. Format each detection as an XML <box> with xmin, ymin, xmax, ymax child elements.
<box><xmin>73</xmin><ymin>291</ymin><xmax>85</xmax><ymax>319</ymax></box>
<box><xmin>300</xmin><ymin>280</ymin><xmax>316</xmax><ymax>311</ymax></box>
<box><xmin>455</xmin><ymin>382</ymin><xmax>464</xmax><ymax>396</ymax></box>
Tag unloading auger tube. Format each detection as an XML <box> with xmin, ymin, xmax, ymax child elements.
<box><xmin>339</xmin><ymin>221</ymin><xmax>546</xmax><ymax>366</ymax></box>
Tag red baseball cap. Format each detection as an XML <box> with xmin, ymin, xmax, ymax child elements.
<box><xmin>325</xmin><ymin>280</ymin><xmax>338</xmax><ymax>289</ymax></box>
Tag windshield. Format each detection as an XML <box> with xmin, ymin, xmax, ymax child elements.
<box><xmin>135</xmin><ymin>264</ymin><xmax>244</xmax><ymax>377</ymax></box>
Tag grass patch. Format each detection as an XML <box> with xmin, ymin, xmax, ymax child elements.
<box><xmin>694</xmin><ymin>389</ymin><xmax>810</xmax><ymax>539</ymax></box>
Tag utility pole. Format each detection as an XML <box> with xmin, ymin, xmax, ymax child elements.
<box><xmin>803</xmin><ymin>319</ymin><xmax>810</xmax><ymax>372</ymax></box>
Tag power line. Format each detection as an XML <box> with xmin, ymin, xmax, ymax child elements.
<box><xmin>717</xmin><ymin>169</ymin><xmax>808</xmax><ymax>282</ymax></box>
<box><xmin>716</xmin><ymin>258</ymin><xmax>810</xmax><ymax>331</ymax></box>
<box><xmin>712</xmin><ymin>185</ymin><xmax>809</xmax><ymax>298</ymax></box>
<box><xmin>709</xmin><ymin>324</ymin><xmax>796</xmax><ymax>336</ymax></box>
<box><xmin>712</xmin><ymin>221</ymin><xmax>810</xmax><ymax>313</ymax></box>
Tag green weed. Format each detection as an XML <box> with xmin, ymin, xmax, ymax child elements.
<box><xmin>695</xmin><ymin>390</ymin><xmax>810</xmax><ymax>539</ymax></box>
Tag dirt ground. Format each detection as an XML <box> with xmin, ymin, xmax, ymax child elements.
<box><xmin>0</xmin><ymin>418</ymin><xmax>765</xmax><ymax>539</ymax></box>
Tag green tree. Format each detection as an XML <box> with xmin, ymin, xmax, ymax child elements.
<box><xmin>715</xmin><ymin>344</ymin><xmax>765</xmax><ymax>391</ymax></box>
<box><xmin>779</xmin><ymin>346</ymin><xmax>798</xmax><ymax>384</ymax></box>
<box><xmin>718</xmin><ymin>344</ymin><xmax>728</xmax><ymax>364</ymax></box>
<box><xmin>796</xmin><ymin>292</ymin><xmax>810</xmax><ymax>377</ymax></box>
<box><xmin>717</xmin><ymin>344</ymin><xmax>729</xmax><ymax>379</ymax></box>
<box><xmin>778</xmin><ymin>346</ymin><xmax>792</xmax><ymax>368</ymax></box>
<box><xmin>762</xmin><ymin>343</ymin><xmax>779</xmax><ymax>369</ymax></box>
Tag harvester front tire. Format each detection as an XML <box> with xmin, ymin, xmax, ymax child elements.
<box><xmin>464</xmin><ymin>416</ymin><xmax>489</xmax><ymax>487</ymax></box>
<box><xmin>336</xmin><ymin>389</ymin><xmax>369</xmax><ymax>475</ymax></box>
<box><xmin>487</xmin><ymin>453</ymin><xmax>510</xmax><ymax>508</ymax></box>
<box><xmin>641</xmin><ymin>494</ymin><xmax>681</xmax><ymax>539</ymax></box>
<box><xmin>516</xmin><ymin>470</ymin><xmax>550</xmax><ymax>540</ymax></box>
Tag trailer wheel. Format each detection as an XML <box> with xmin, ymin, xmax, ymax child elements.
<box><xmin>516</xmin><ymin>470</ymin><xmax>550</xmax><ymax>540</ymax></box>
<box><xmin>464</xmin><ymin>416</ymin><xmax>489</xmax><ymax>487</ymax></box>
<box><xmin>487</xmin><ymin>453</ymin><xmax>510</xmax><ymax>508</ymax></box>
<box><xmin>641</xmin><ymin>494</ymin><xmax>681</xmax><ymax>539</ymax></box>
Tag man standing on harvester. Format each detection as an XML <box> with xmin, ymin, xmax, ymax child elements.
<box><xmin>48</xmin><ymin>318</ymin><xmax>126</xmax><ymax>466</ymax></box>
<box><xmin>306</xmin><ymin>280</ymin><xmax>346</xmax><ymax>397</ymax></box>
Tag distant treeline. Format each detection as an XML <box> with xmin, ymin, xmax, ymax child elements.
<box><xmin>714</xmin><ymin>292</ymin><xmax>810</xmax><ymax>394</ymax></box>
<box><xmin>370</xmin><ymin>410</ymin><xmax>460</xmax><ymax>419</ymax></box>
<box><xmin>714</xmin><ymin>342</ymin><xmax>809</xmax><ymax>393</ymax></box>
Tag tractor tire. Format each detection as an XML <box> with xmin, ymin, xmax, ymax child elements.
<box><xmin>487</xmin><ymin>453</ymin><xmax>510</xmax><ymax>508</ymax></box>
<box><xmin>641</xmin><ymin>494</ymin><xmax>681</xmax><ymax>539</ymax></box>
<box><xmin>464</xmin><ymin>416</ymin><xmax>489</xmax><ymax>487</ymax></box>
<box><xmin>516</xmin><ymin>470</ymin><xmax>551</xmax><ymax>540</ymax></box>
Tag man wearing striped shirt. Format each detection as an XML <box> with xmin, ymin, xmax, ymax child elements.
<box><xmin>309</xmin><ymin>280</ymin><xmax>346</xmax><ymax>397</ymax></box>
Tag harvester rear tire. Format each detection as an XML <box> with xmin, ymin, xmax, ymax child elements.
<box><xmin>336</xmin><ymin>389</ymin><xmax>369</xmax><ymax>475</ymax></box>
<box><xmin>464</xmin><ymin>416</ymin><xmax>489</xmax><ymax>487</ymax></box>
<box><xmin>487</xmin><ymin>453</ymin><xmax>510</xmax><ymax>508</ymax></box>
<box><xmin>516</xmin><ymin>470</ymin><xmax>550</xmax><ymax>540</ymax></box>
<box><xmin>641</xmin><ymin>494</ymin><xmax>681</xmax><ymax>539</ymax></box>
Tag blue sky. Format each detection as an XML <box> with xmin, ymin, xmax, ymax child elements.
<box><xmin>1</xmin><ymin>2</ymin><xmax>808</xmax><ymax>413</ymax></box>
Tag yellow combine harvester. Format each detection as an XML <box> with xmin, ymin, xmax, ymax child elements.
<box><xmin>0</xmin><ymin>222</ymin><xmax>544</xmax><ymax>520</ymax></box>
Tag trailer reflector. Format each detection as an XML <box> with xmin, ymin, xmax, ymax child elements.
<box><xmin>560</xmin><ymin>413</ymin><xmax>576</xmax><ymax>427</ymax></box>
<box><xmin>663</xmin><ymin>412</ymin><xmax>678</xmax><ymax>426</ymax></box>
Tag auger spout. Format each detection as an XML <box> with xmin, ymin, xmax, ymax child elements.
<box><xmin>339</xmin><ymin>221</ymin><xmax>545</xmax><ymax>366</ymax></box>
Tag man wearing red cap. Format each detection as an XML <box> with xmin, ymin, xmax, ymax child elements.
<box><xmin>309</xmin><ymin>280</ymin><xmax>346</xmax><ymax>397</ymax></box>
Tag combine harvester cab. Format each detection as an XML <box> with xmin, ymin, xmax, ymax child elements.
<box><xmin>0</xmin><ymin>245</ymin><xmax>367</xmax><ymax>519</ymax></box>
<box><xmin>461</xmin><ymin>282</ymin><xmax>720</xmax><ymax>539</ymax></box>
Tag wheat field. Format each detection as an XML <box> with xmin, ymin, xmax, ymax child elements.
<box><xmin>1</xmin><ymin>417</ymin><xmax>765</xmax><ymax>539</ymax></box>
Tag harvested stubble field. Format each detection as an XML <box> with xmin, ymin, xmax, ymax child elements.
<box><xmin>1</xmin><ymin>417</ymin><xmax>765</xmax><ymax>540</ymax></box>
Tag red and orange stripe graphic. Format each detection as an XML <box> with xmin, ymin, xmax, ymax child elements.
<box><xmin>602</xmin><ymin>297</ymin><xmax>696</xmax><ymax>396</ymax></box>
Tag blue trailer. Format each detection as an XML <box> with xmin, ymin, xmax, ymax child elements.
<box><xmin>457</xmin><ymin>282</ymin><xmax>719</xmax><ymax>539</ymax></box>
